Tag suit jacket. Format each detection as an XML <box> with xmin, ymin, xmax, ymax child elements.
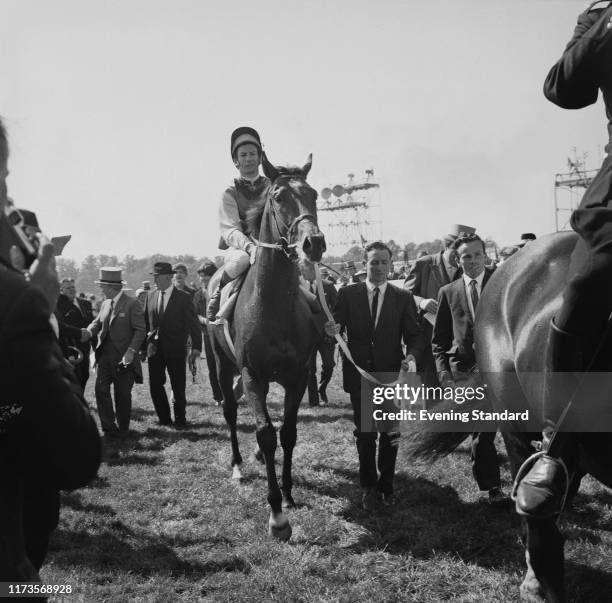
<box><xmin>432</xmin><ymin>268</ymin><xmax>494</xmax><ymax>376</ymax></box>
<box><xmin>144</xmin><ymin>286</ymin><xmax>202</xmax><ymax>358</ymax></box>
<box><xmin>543</xmin><ymin>7</ymin><xmax>612</xmax><ymax>241</ymax></box>
<box><xmin>404</xmin><ymin>251</ymin><xmax>459</xmax><ymax>320</ymax></box>
<box><xmin>55</xmin><ymin>294</ymin><xmax>94</xmax><ymax>356</ymax></box>
<box><xmin>0</xmin><ymin>268</ymin><xmax>100</xmax><ymax>491</ymax></box>
<box><xmin>333</xmin><ymin>281</ymin><xmax>426</xmax><ymax>393</ymax></box>
<box><xmin>88</xmin><ymin>292</ymin><xmax>146</xmax><ymax>381</ymax></box>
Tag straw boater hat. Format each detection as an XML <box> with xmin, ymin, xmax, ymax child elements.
<box><xmin>230</xmin><ymin>126</ymin><xmax>262</xmax><ymax>158</ymax></box>
<box><xmin>95</xmin><ymin>267</ymin><xmax>126</xmax><ymax>286</ymax></box>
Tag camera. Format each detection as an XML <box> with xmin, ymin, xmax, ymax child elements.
<box><xmin>3</xmin><ymin>203</ymin><xmax>40</xmax><ymax>267</ymax></box>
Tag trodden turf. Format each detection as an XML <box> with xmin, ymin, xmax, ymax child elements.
<box><xmin>42</xmin><ymin>358</ymin><xmax>612</xmax><ymax>602</ymax></box>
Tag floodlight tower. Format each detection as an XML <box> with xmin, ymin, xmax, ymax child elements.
<box><xmin>318</xmin><ymin>168</ymin><xmax>382</xmax><ymax>255</ymax></box>
<box><xmin>554</xmin><ymin>149</ymin><xmax>598</xmax><ymax>231</ymax></box>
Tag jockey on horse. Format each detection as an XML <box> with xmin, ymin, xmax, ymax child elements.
<box><xmin>516</xmin><ymin>2</ymin><xmax>612</xmax><ymax>518</ymax></box>
<box><xmin>207</xmin><ymin>126</ymin><xmax>271</xmax><ymax>322</ymax></box>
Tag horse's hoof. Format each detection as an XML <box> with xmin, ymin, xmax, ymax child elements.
<box><xmin>231</xmin><ymin>465</ymin><xmax>244</xmax><ymax>481</ymax></box>
<box><xmin>268</xmin><ymin>520</ymin><xmax>292</xmax><ymax>542</ymax></box>
<box><xmin>282</xmin><ymin>493</ymin><xmax>296</xmax><ymax>509</ymax></box>
<box><xmin>250</xmin><ymin>448</ymin><xmax>265</xmax><ymax>464</ymax></box>
<box><xmin>519</xmin><ymin>577</ymin><xmax>546</xmax><ymax>603</ymax></box>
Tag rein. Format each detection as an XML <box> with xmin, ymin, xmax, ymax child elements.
<box><xmin>252</xmin><ymin>180</ymin><xmax>315</xmax><ymax>260</ymax></box>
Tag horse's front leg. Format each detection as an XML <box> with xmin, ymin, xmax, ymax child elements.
<box><xmin>520</xmin><ymin>517</ymin><xmax>565</xmax><ymax>603</ymax></box>
<box><xmin>242</xmin><ymin>368</ymin><xmax>291</xmax><ymax>541</ymax></box>
<box><xmin>279</xmin><ymin>375</ymin><xmax>307</xmax><ymax>509</ymax></box>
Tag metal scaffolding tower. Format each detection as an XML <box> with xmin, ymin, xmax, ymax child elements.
<box><xmin>317</xmin><ymin>169</ymin><xmax>382</xmax><ymax>255</ymax></box>
<box><xmin>554</xmin><ymin>150</ymin><xmax>597</xmax><ymax>232</ymax></box>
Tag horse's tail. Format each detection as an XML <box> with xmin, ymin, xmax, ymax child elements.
<box><xmin>402</xmin><ymin>380</ymin><xmax>492</xmax><ymax>461</ymax></box>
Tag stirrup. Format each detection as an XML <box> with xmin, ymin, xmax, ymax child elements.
<box><xmin>511</xmin><ymin>451</ymin><xmax>571</xmax><ymax>516</ymax></box>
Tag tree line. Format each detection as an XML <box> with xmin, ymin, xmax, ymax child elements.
<box><xmin>56</xmin><ymin>236</ymin><xmax>496</xmax><ymax>295</ymax></box>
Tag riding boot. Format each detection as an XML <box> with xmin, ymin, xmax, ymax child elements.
<box><xmin>207</xmin><ymin>270</ymin><xmax>232</xmax><ymax>322</ymax></box>
<box><xmin>515</xmin><ymin>319</ymin><xmax>581</xmax><ymax>518</ymax></box>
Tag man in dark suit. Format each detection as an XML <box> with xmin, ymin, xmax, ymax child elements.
<box><xmin>0</xmin><ymin>116</ymin><xmax>100</xmax><ymax>580</ymax></box>
<box><xmin>88</xmin><ymin>268</ymin><xmax>146</xmax><ymax>436</ymax></box>
<box><xmin>55</xmin><ymin>277</ymin><xmax>94</xmax><ymax>391</ymax></box>
<box><xmin>193</xmin><ymin>261</ymin><xmax>222</xmax><ymax>404</ymax></box>
<box><xmin>299</xmin><ymin>259</ymin><xmax>338</xmax><ymax>406</ymax></box>
<box><xmin>432</xmin><ymin>233</ymin><xmax>507</xmax><ymax>505</ymax></box>
<box><xmin>144</xmin><ymin>262</ymin><xmax>202</xmax><ymax>427</ymax></box>
<box><xmin>326</xmin><ymin>242</ymin><xmax>425</xmax><ymax>510</ymax></box>
<box><xmin>404</xmin><ymin>224</ymin><xmax>472</xmax><ymax>387</ymax></box>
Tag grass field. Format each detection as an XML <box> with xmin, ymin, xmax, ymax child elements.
<box><xmin>41</xmin><ymin>358</ymin><xmax>612</xmax><ymax>602</ymax></box>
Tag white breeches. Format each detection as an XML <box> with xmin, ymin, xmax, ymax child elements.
<box><xmin>223</xmin><ymin>248</ymin><xmax>250</xmax><ymax>279</ymax></box>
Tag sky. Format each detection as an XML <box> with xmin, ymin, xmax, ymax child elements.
<box><xmin>1</xmin><ymin>0</ymin><xmax>608</xmax><ymax>262</ymax></box>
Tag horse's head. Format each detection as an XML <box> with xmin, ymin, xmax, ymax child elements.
<box><xmin>261</xmin><ymin>152</ymin><xmax>326</xmax><ymax>263</ymax></box>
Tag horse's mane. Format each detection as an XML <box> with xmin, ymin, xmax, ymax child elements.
<box><xmin>244</xmin><ymin>198</ymin><xmax>267</xmax><ymax>237</ymax></box>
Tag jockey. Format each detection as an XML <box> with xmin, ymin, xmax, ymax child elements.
<box><xmin>516</xmin><ymin>3</ymin><xmax>612</xmax><ymax>518</ymax></box>
<box><xmin>207</xmin><ymin>126</ymin><xmax>272</xmax><ymax>321</ymax></box>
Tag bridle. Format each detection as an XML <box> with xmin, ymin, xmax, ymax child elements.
<box><xmin>252</xmin><ymin>177</ymin><xmax>316</xmax><ymax>261</ymax></box>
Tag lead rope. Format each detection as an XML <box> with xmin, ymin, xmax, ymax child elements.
<box><xmin>313</xmin><ymin>263</ymin><xmax>415</xmax><ymax>386</ymax></box>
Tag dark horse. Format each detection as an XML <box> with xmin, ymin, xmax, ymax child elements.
<box><xmin>208</xmin><ymin>153</ymin><xmax>325</xmax><ymax>541</ymax></box>
<box><xmin>407</xmin><ymin>232</ymin><xmax>612</xmax><ymax>602</ymax></box>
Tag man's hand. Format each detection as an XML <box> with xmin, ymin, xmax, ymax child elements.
<box><xmin>121</xmin><ymin>348</ymin><xmax>135</xmax><ymax>366</ymax></box>
<box><xmin>246</xmin><ymin>242</ymin><xmax>257</xmax><ymax>265</ymax></box>
<box><xmin>80</xmin><ymin>329</ymin><xmax>91</xmax><ymax>343</ymax></box>
<box><xmin>401</xmin><ymin>354</ymin><xmax>417</xmax><ymax>372</ymax></box>
<box><xmin>197</xmin><ymin>314</ymin><xmax>206</xmax><ymax>325</ymax></box>
<box><xmin>188</xmin><ymin>349</ymin><xmax>200</xmax><ymax>370</ymax></box>
<box><xmin>324</xmin><ymin>320</ymin><xmax>340</xmax><ymax>338</ymax></box>
<box><xmin>420</xmin><ymin>299</ymin><xmax>438</xmax><ymax>315</ymax></box>
<box><xmin>12</xmin><ymin>235</ymin><xmax>60</xmax><ymax>310</ymax></box>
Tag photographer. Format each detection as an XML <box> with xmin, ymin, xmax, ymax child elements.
<box><xmin>0</xmin><ymin>117</ymin><xmax>101</xmax><ymax>580</ymax></box>
<box><xmin>55</xmin><ymin>277</ymin><xmax>94</xmax><ymax>392</ymax></box>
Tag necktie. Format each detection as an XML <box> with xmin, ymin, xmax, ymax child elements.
<box><xmin>469</xmin><ymin>280</ymin><xmax>479</xmax><ymax>316</ymax></box>
<box><xmin>371</xmin><ymin>287</ymin><xmax>379</xmax><ymax>329</ymax></box>
<box><xmin>158</xmin><ymin>290</ymin><xmax>165</xmax><ymax>321</ymax></box>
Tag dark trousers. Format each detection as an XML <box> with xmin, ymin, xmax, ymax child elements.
<box><xmin>307</xmin><ymin>339</ymin><xmax>335</xmax><ymax>405</ymax></box>
<box><xmin>471</xmin><ymin>431</ymin><xmax>501</xmax><ymax>491</ymax></box>
<box><xmin>350</xmin><ymin>391</ymin><xmax>400</xmax><ymax>495</ymax></box>
<box><xmin>202</xmin><ymin>327</ymin><xmax>222</xmax><ymax>402</ymax></box>
<box><xmin>418</xmin><ymin>321</ymin><xmax>440</xmax><ymax>388</ymax></box>
<box><xmin>95</xmin><ymin>349</ymin><xmax>135</xmax><ymax>432</ymax></box>
<box><xmin>75</xmin><ymin>344</ymin><xmax>90</xmax><ymax>392</ymax></box>
<box><xmin>148</xmin><ymin>352</ymin><xmax>187</xmax><ymax>424</ymax></box>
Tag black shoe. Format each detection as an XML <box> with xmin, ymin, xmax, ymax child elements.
<box><xmin>158</xmin><ymin>419</ymin><xmax>173</xmax><ymax>426</ymax></box>
<box><xmin>318</xmin><ymin>386</ymin><xmax>328</xmax><ymax>404</ymax></box>
<box><xmin>515</xmin><ymin>455</ymin><xmax>569</xmax><ymax>517</ymax></box>
<box><xmin>381</xmin><ymin>492</ymin><xmax>396</xmax><ymax>507</ymax></box>
<box><xmin>174</xmin><ymin>419</ymin><xmax>187</xmax><ymax>429</ymax></box>
<box><xmin>361</xmin><ymin>488</ymin><xmax>378</xmax><ymax>512</ymax></box>
<box><xmin>487</xmin><ymin>487</ymin><xmax>509</xmax><ymax>506</ymax></box>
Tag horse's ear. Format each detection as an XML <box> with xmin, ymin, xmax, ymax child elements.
<box><xmin>302</xmin><ymin>153</ymin><xmax>313</xmax><ymax>178</ymax></box>
<box><xmin>261</xmin><ymin>152</ymin><xmax>279</xmax><ymax>181</ymax></box>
